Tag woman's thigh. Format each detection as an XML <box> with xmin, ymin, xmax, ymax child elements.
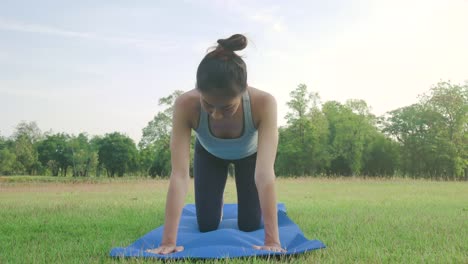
<box><xmin>193</xmin><ymin>140</ymin><xmax>229</xmax><ymax>232</ymax></box>
<box><xmin>233</xmin><ymin>152</ymin><xmax>261</xmax><ymax>232</ymax></box>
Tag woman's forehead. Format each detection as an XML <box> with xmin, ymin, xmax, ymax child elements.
<box><xmin>201</xmin><ymin>92</ymin><xmax>242</xmax><ymax>106</ymax></box>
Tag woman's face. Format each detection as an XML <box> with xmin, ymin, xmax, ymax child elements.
<box><xmin>200</xmin><ymin>92</ymin><xmax>242</xmax><ymax>120</ymax></box>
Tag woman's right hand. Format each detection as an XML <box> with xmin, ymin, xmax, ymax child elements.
<box><xmin>145</xmin><ymin>244</ymin><xmax>184</xmax><ymax>255</ymax></box>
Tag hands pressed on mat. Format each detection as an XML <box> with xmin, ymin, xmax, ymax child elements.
<box><xmin>146</xmin><ymin>242</ymin><xmax>286</xmax><ymax>255</ymax></box>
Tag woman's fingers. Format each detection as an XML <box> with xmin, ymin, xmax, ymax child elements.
<box><xmin>175</xmin><ymin>246</ymin><xmax>184</xmax><ymax>252</ymax></box>
<box><xmin>146</xmin><ymin>245</ymin><xmax>184</xmax><ymax>255</ymax></box>
<box><xmin>252</xmin><ymin>244</ymin><xmax>286</xmax><ymax>253</ymax></box>
<box><xmin>145</xmin><ymin>248</ymin><xmax>161</xmax><ymax>254</ymax></box>
<box><xmin>274</xmin><ymin>248</ymin><xmax>286</xmax><ymax>252</ymax></box>
<box><xmin>161</xmin><ymin>246</ymin><xmax>177</xmax><ymax>254</ymax></box>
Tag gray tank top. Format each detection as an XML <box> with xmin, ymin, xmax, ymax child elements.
<box><xmin>194</xmin><ymin>91</ymin><xmax>258</xmax><ymax>160</ymax></box>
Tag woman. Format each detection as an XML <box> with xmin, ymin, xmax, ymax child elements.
<box><xmin>147</xmin><ymin>34</ymin><xmax>285</xmax><ymax>254</ymax></box>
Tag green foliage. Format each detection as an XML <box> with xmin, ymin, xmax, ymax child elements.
<box><xmin>277</xmin><ymin>81</ymin><xmax>466</xmax><ymax>179</ymax></box>
<box><xmin>323</xmin><ymin>101</ymin><xmax>364</xmax><ymax>175</ymax></box>
<box><xmin>1</xmin><ymin>81</ymin><xmax>465</xmax><ymax>180</ymax></box>
<box><xmin>278</xmin><ymin>84</ymin><xmax>385</xmax><ymax>177</ymax></box>
<box><xmin>36</xmin><ymin>133</ymin><xmax>100</xmax><ymax>177</ymax></box>
<box><xmin>13</xmin><ymin>134</ymin><xmax>40</xmax><ymax>175</ymax></box>
<box><xmin>139</xmin><ymin>90</ymin><xmax>184</xmax><ymax>149</ymax></box>
<box><xmin>137</xmin><ymin>144</ymin><xmax>156</xmax><ymax>176</ymax></box>
<box><xmin>68</xmin><ymin>133</ymin><xmax>98</xmax><ymax>177</ymax></box>
<box><xmin>0</xmin><ymin>148</ymin><xmax>16</xmax><ymax>175</ymax></box>
<box><xmin>139</xmin><ymin>90</ymin><xmax>195</xmax><ymax>178</ymax></box>
<box><xmin>0</xmin><ymin>137</ymin><xmax>15</xmax><ymax>175</ymax></box>
<box><xmin>361</xmin><ymin>133</ymin><xmax>400</xmax><ymax>176</ymax></box>
<box><xmin>11</xmin><ymin>121</ymin><xmax>43</xmax><ymax>144</ymax></box>
<box><xmin>37</xmin><ymin>133</ymin><xmax>71</xmax><ymax>176</ymax></box>
<box><xmin>276</xmin><ymin>84</ymin><xmax>330</xmax><ymax>176</ymax></box>
<box><xmin>149</xmin><ymin>138</ymin><xmax>172</xmax><ymax>177</ymax></box>
<box><xmin>383</xmin><ymin>81</ymin><xmax>467</xmax><ymax>179</ymax></box>
<box><xmin>96</xmin><ymin>132</ymin><xmax>138</xmax><ymax>177</ymax></box>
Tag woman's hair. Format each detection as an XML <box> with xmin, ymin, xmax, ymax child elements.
<box><xmin>196</xmin><ymin>34</ymin><xmax>248</xmax><ymax>97</ymax></box>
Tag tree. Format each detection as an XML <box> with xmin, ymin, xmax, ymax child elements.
<box><xmin>97</xmin><ymin>132</ymin><xmax>138</xmax><ymax>177</ymax></box>
<box><xmin>89</xmin><ymin>135</ymin><xmax>104</xmax><ymax>177</ymax></box>
<box><xmin>9</xmin><ymin>121</ymin><xmax>43</xmax><ymax>175</ymax></box>
<box><xmin>0</xmin><ymin>137</ymin><xmax>16</xmax><ymax>175</ymax></box>
<box><xmin>286</xmin><ymin>84</ymin><xmax>313</xmax><ymax>121</ymax></box>
<box><xmin>12</xmin><ymin>121</ymin><xmax>43</xmax><ymax>144</ymax></box>
<box><xmin>276</xmin><ymin>84</ymin><xmax>330</xmax><ymax>176</ymax></box>
<box><xmin>323</xmin><ymin>100</ymin><xmax>377</xmax><ymax>176</ymax></box>
<box><xmin>139</xmin><ymin>90</ymin><xmax>184</xmax><ymax>149</ymax></box>
<box><xmin>139</xmin><ymin>90</ymin><xmax>195</xmax><ymax>177</ymax></box>
<box><xmin>383</xmin><ymin>81</ymin><xmax>467</xmax><ymax>179</ymax></box>
<box><xmin>68</xmin><ymin>133</ymin><xmax>98</xmax><ymax>177</ymax></box>
<box><xmin>421</xmin><ymin>81</ymin><xmax>467</xmax><ymax>142</ymax></box>
<box><xmin>37</xmin><ymin>133</ymin><xmax>70</xmax><ymax>176</ymax></box>
<box><xmin>13</xmin><ymin>135</ymin><xmax>39</xmax><ymax>175</ymax></box>
<box><xmin>138</xmin><ymin>144</ymin><xmax>156</xmax><ymax>176</ymax></box>
<box><xmin>421</xmin><ymin>81</ymin><xmax>467</xmax><ymax>179</ymax></box>
<box><xmin>361</xmin><ymin>133</ymin><xmax>400</xmax><ymax>177</ymax></box>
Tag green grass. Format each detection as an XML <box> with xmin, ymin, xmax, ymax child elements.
<box><xmin>0</xmin><ymin>176</ymin><xmax>467</xmax><ymax>263</ymax></box>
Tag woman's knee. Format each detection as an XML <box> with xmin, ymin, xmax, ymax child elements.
<box><xmin>238</xmin><ymin>219</ymin><xmax>261</xmax><ymax>232</ymax></box>
<box><xmin>197</xmin><ymin>217</ymin><xmax>220</xmax><ymax>232</ymax></box>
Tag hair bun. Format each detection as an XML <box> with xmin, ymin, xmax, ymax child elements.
<box><xmin>217</xmin><ymin>34</ymin><xmax>247</xmax><ymax>52</ymax></box>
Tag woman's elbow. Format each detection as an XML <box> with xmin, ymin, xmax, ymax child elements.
<box><xmin>254</xmin><ymin>170</ymin><xmax>276</xmax><ymax>188</ymax></box>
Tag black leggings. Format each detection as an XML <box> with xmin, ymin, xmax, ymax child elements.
<box><xmin>194</xmin><ymin>139</ymin><xmax>261</xmax><ymax>232</ymax></box>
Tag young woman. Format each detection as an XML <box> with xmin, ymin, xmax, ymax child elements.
<box><xmin>147</xmin><ymin>34</ymin><xmax>285</xmax><ymax>254</ymax></box>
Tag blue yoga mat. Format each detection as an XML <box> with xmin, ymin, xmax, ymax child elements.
<box><xmin>110</xmin><ymin>203</ymin><xmax>325</xmax><ymax>259</ymax></box>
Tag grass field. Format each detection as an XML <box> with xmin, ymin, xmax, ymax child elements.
<box><xmin>0</xmin><ymin>176</ymin><xmax>467</xmax><ymax>263</ymax></box>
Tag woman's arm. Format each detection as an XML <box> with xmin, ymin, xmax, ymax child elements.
<box><xmin>146</xmin><ymin>95</ymin><xmax>192</xmax><ymax>254</ymax></box>
<box><xmin>252</xmin><ymin>93</ymin><xmax>285</xmax><ymax>252</ymax></box>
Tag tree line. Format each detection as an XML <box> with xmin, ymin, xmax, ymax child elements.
<box><xmin>0</xmin><ymin>81</ymin><xmax>466</xmax><ymax>180</ymax></box>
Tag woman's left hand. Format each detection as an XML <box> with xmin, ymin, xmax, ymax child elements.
<box><xmin>252</xmin><ymin>243</ymin><xmax>286</xmax><ymax>253</ymax></box>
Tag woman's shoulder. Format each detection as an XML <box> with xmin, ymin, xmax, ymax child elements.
<box><xmin>248</xmin><ymin>87</ymin><xmax>277</xmax><ymax>128</ymax></box>
<box><xmin>174</xmin><ymin>89</ymin><xmax>201</xmax><ymax>129</ymax></box>
<box><xmin>175</xmin><ymin>89</ymin><xmax>200</xmax><ymax>105</ymax></box>
<box><xmin>249</xmin><ymin>86</ymin><xmax>276</xmax><ymax>104</ymax></box>
<box><xmin>249</xmin><ymin>86</ymin><xmax>276</xmax><ymax>105</ymax></box>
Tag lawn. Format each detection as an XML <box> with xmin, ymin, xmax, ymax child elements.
<box><xmin>0</xmin><ymin>176</ymin><xmax>466</xmax><ymax>263</ymax></box>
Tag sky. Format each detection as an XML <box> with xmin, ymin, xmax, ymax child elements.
<box><xmin>1</xmin><ymin>0</ymin><xmax>467</xmax><ymax>144</ymax></box>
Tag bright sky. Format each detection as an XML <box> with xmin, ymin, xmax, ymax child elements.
<box><xmin>1</xmin><ymin>0</ymin><xmax>467</xmax><ymax>144</ymax></box>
